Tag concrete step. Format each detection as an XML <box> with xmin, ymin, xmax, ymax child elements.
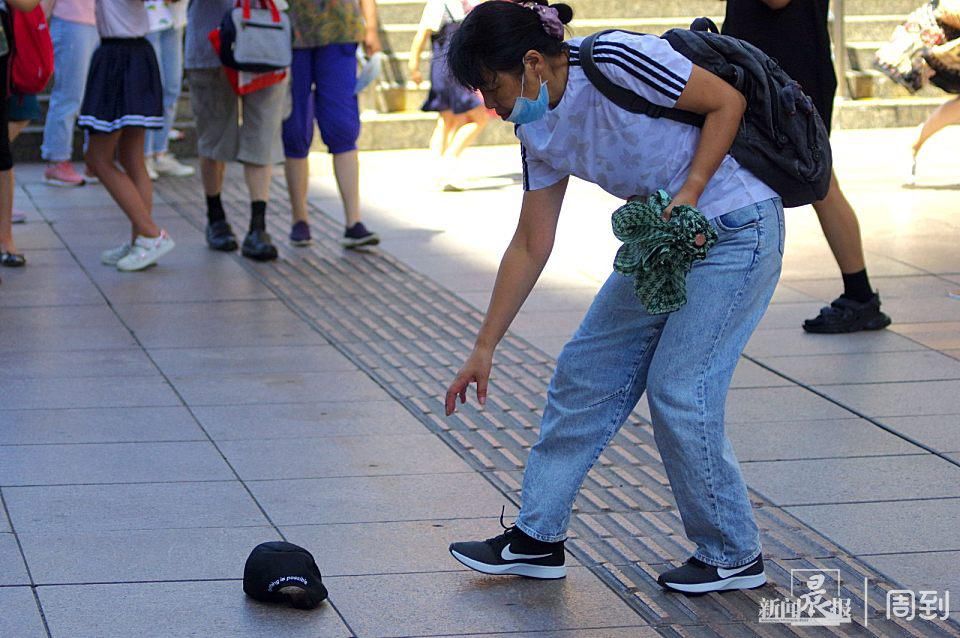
<box><xmin>375</xmin><ymin>0</ymin><xmax>917</xmax><ymax>25</ymax></box>
<box><xmin>846</xmin><ymin>70</ymin><xmax>946</xmax><ymax>99</ymax></box>
<box><xmin>12</xmin><ymin>95</ymin><xmax>947</xmax><ymax>160</ymax></box>
<box><xmin>379</xmin><ymin>15</ymin><xmax>907</xmax><ymax>58</ymax></box>
<box><xmin>833</xmin><ymin>96</ymin><xmax>948</xmax><ymax>129</ymax></box>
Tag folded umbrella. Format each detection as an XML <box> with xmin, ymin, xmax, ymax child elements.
<box><xmin>612</xmin><ymin>190</ymin><xmax>717</xmax><ymax>315</ymax></box>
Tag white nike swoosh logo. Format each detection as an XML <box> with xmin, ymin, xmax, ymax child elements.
<box><xmin>501</xmin><ymin>545</ymin><xmax>553</xmax><ymax>561</ymax></box>
<box><xmin>716</xmin><ymin>560</ymin><xmax>758</xmax><ymax>578</ymax></box>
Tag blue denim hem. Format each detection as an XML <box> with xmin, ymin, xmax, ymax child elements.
<box><xmin>693</xmin><ymin>546</ymin><xmax>762</xmax><ymax>569</ymax></box>
<box><xmin>514</xmin><ymin>519</ymin><xmax>566</xmax><ymax>544</ymax></box>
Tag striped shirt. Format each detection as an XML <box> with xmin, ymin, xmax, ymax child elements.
<box><xmin>517</xmin><ymin>31</ymin><xmax>777</xmax><ymax>219</ymax></box>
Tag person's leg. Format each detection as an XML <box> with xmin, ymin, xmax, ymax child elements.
<box><xmin>240</xmin><ymin>162</ymin><xmax>277</xmax><ymax>261</ymax></box>
<box><xmin>155</xmin><ymin>27</ymin><xmax>182</xmax><ymax>157</ymax></box>
<box><xmin>41</xmin><ymin>19</ymin><xmax>99</xmax><ymax>183</ymax></box>
<box><xmin>813</xmin><ymin>171</ymin><xmax>866</xmax><ymax>275</ymax></box>
<box><xmin>440</xmin><ymin>112</ymin><xmax>462</xmax><ymax>156</ymax></box>
<box><xmin>236</xmin><ymin>70</ymin><xmax>286</xmax><ymax>260</ymax></box>
<box><xmin>116</xmin><ymin>127</ymin><xmax>153</xmax><ymax>217</ymax></box>
<box><xmin>913</xmin><ymin>96</ymin><xmax>960</xmax><ymax>156</ymax></box>
<box><xmin>188</xmin><ymin>67</ymin><xmax>239</xmax><ymax>249</ymax></box>
<box><xmin>110</xmin><ymin>126</ymin><xmax>175</xmax><ymax>270</ymax></box>
<box><xmin>804</xmin><ymin>170</ymin><xmax>890</xmax><ymax>333</ymax></box>
<box><xmin>86</xmin><ymin>130</ymin><xmax>158</xmax><ymax>238</ymax></box>
<box><xmin>244</xmin><ymin>163</ymin><xmax>271</xmax><ymax>204</ymax></box>
<box><xmin>430</xmin><ymin>112</ymin><xmax>453</xmax><ymax>157</ymax></box>
<box><xmin>282</xmin><ymin>48</ymin><xmax>316</xmax><ymax>225</ymax></box>
<box><xmin>446</xmin><ymin>105</ymin><xmax>489</xmax><ymax>157</ymax></box>
<box><xmin>312</xmin><ymin>44</ymin><xmax>367</xmax><ymax>233</ymax></box>
<box><xmin>332</xmin><ymin>150</ymin><xmax>361</xmax><ymax>227</ymax></box>
<box><xmin>449</xmin><ymin>269</ymin><xmax>668</xmax><ymax>579</ymax></box>
<box><xmin>284</xmin><ymin>157</ymin><xmax>309</xmax><ymax>223</ymax></box>
<box><xmin>150</xmin><ymin>27</ymin><xmax>193</xmax><ymax>177</ymax></box>
<box><xmin>144</xmin><ymin>30</ymin><xmax>163</xmax><ymax>158</ymax></box>
<box><xmin>3</xmin><ymin>121</ymin><xmax>28</xmax><ymax>239</ymax></box>
<box><xmin>648</xmin><ymin>199</ymin><xmax>783</xmax><ymax>572</ymax></box>
<box><xmin>515</xmin><ymin>273</ymin><xmax>667</xmax><ymax>541</ymax></box>
<box><xmin>0</xmin><ymin>168</ymin><xmax>15</xmax><ymax>256</ymax></box>
<box><xmin>200</xmin><ymin>157</ymin><xmax>225</xmax><ymax>197</ymax></box>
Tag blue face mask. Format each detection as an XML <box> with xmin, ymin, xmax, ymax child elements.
<box><xmin>506</xmin><ymin>75</ymin><xmax>549</xmax><ymax>125</ymax></box>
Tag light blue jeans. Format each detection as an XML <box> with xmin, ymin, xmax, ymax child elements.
<box><xmin>146</xmin><ymin>26</ymin><xmax>185</xmax><ymax>156</ymax></box>
<box><xmin>40</xmin><ymin>18</ymin><xmax>99</xmax><ymax>162</ymax></box>
<box><xmin>516</xmin><ymin>197</ymin><xmax>785</xmax><ymax>569</ymax></box>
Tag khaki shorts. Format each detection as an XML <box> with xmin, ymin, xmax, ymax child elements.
<box><xmin>187</xmin><ymin>68</ymin><xmax>289</xmax><ymax>165</ymax></box>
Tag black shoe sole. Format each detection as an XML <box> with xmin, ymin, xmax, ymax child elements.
<box><xmin>242</xmin><ymin>248</ymin><xmax>278</xmax><ymax>262</ymax></box>
<box><xmin>658</xmin><ymin>573</ymin><xmax>767</xmax><ymax>595</ymax></box>
<box><xmin>449</xmin><ymin>548</ymin><xmax>566</xmax><ymax>579</ymax></box>
<box><xmin>208</xmin><ymin>240</ymin><xmax>238</xmax><ymax>252</ymax></box>
<box><xmin>802</xmin><ymin>313</ymin><xmax>892</xmax><ymax>334</ymax></box>
<box><xmin>341</xmin><ymin>235</ymin><xmax>380</xmax><ymax>249</ymax></box>
<box><xmin>290</xmin><ymin>238</ymin><xmax>313</xmax><ymax>247</ymax></box>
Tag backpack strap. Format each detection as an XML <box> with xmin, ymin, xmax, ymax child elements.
<box><xmin>580</xmin><ymin>29</ymin><xmax>706</xmax><ymax>128</ymax></box>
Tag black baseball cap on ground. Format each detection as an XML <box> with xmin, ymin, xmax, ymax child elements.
<box><xmin>243</xmin><ymin>541</ymin><xmax>328</xmax><ymax>609</ymax></box>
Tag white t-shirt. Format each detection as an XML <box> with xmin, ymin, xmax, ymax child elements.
<box><xmin>95</xmin><ymin>0</ymin><xmax>150</xmax><ymax>37</ymax></box>
<box><xmin>517</xmin><ymin>31</ymin><xmax>778</xmax><ymax>219</ymax></box>
<box><xmin>418</xmin><ymin>0</ymin><xmax>465</xmax><ymax>33</ymax></box>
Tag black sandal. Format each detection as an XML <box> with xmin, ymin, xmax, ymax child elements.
<box><xmin>0</xmin><ymin>252</ymin><xmax>26</xmax><ymax>267</ymax></box>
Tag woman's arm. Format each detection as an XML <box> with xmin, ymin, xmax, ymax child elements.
<box><xmin>408</xmin><ymin>26</ymin><xmax>431</xmax><ymax>85</ymax></box>
<box><xmin>445</xmin><ymin>176</ymin><xmax>569</xmax><ymax>415</ymax></box>
<box><xmin>7</xmin><ymin>0</ymin><xmax>41</xmax><ymax>11</ymax></box>
<box><xmin>358</xmin><ymin>0</ymin><xmax>382</xmax><ymax>55</ymax></box>
<box><xmin>667</xmin><ymin>64</ymin><xmax>747</xmax><ymax>213</ymax></box>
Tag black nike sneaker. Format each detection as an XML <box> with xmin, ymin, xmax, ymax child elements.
<box><xmin>449</xmin><ymin>524</ymin><xmax>566</xmax><ymax>579</ymax></box>
<box><xmin>658</xmin><ymin>554</ymin><xmax>766</xmax><ymax>595</ymax></box>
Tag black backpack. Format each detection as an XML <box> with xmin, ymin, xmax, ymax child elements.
<box><xmin>580</xmin><ymin>23</ymin><xmax>832</xmax><ymax>208</ymax></box>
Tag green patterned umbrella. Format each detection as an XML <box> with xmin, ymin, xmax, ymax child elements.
<box><xmin>612</xmin><ymin>190</ymin><xmax>718</xmax><ymax>314</ymax></box>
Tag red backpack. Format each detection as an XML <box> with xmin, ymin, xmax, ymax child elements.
<box><xmin>10</xmin><ymin>7</ymin><xmax>54</xmax><ymax>94</ymax></box>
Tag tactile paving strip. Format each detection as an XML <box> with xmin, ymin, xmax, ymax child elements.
<box><xmin>158</xmin><ymin>176</ymin><xmax>960</xmax><ymax>637</ymax></box>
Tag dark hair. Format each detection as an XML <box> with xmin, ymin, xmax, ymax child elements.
<box><xmin>447</xmin><ymin>1</ymin><xmax>575</xmax><ymax>91</ymax></box>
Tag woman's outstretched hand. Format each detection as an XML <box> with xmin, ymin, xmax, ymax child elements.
<box><xmin>445</xmin><ymin>346</ymin><xmax>494</xmax><ymax>415</ymax></box>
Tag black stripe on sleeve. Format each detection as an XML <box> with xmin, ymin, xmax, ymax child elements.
<box><xmin>520</xmin><ymin>143</ymin><xmax>530</xmax><ymax>191</ymax></box>
<box><xmin>592</xmin><ymin>45</ymin><xmax>686</xmax><ymax>96</ymax></box>
<box><xmin>596</xmin><ymin>39</ymin><xmax>687</xmax><ymax>86</ymax></box>
<box><xmin>591</xmin><ymin>55</ymin><xmax>682</xmax><ymax>101</ymax></box>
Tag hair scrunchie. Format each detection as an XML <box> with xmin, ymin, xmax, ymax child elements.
<box><xmin>520</xmin><ymin>2</ymin><xmax>565</xmax><ymax>40</ymax></box>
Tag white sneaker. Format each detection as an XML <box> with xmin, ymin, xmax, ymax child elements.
<box><xmin>145</xmin><ymin>157</ymin><xmax>159</xmax><ymax>181</ymax></box>
<box><xmin>153</xmin><ymin>153</ymin><xmax>195</xmax><ymax>177</ymax></box>
<box><xmin>116</xmin><ymin>230</ymin><xmax>175</xmax><ymax>271</ymax></box>
<box><xmin>101</xmin><ymin>241</ymin><xmax>132</xmax><ymax>266</ymax></box>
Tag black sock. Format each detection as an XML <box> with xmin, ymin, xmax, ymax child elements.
<box><xmin>206</xmin><ymin>195</ymin><xmax>225</xmax><ymax>224</ymax></box>
<box><xmin>250</xmin><ymin>200</ymin><xmax>267</xmax><ymax>232</ymax></box>
<box><xmin>841</xmin><ymin>269</ymin><xmax>873</xmax><ymax>303</ymax></box>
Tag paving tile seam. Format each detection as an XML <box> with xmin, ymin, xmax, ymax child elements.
<box><xmin>0</xmin><ymin>490</ymin><xmax>54</xmax><ymax>638</ymax></box>
<box><xmin>812</xmin><ymin>378</ymin><xmax>960</xmax><ymax>387</ymax></box>
<box><xmin>859</xmin><ymin>548</ymin><xmax>960</xmax><ymax>557</ymax></box>
<box><xmin>739</xmin><ymin>452</ymin><xmax>933</xmax><ymax>463</ymax></box>
<box><xmin>743</xmin><ymin>354</ymin><xmax>960</xmax><ymax>467</ymax></box>
<box><xmin>0</xmin><ymin>439</ymin><xmax>210</xmax><ymax>447</ymax></box>
<box><xmin>0</xmin><ymin>479</ymin><xmax>243</xmax><ymax>488</ymax></box>
<box><xmin>156</xmin><ymin>180</ymin><xmax>960</xmax><ymax>636</ymax></box>
<box><xmin>0</xmin><ymin>215</ymin><xmax>358</xmax><ymax>631</ymax></box>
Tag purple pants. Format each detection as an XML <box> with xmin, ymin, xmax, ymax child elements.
<box><xmin>282</xmin><ymin>43</ymin><xmax>361</xmax><ymax>158</ymax></box>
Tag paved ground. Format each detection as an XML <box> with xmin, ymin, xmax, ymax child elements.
<box><xmin>1</xmin><ymin>125</ymin><xmax>959</xmax><ymax>637</ymax></box>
